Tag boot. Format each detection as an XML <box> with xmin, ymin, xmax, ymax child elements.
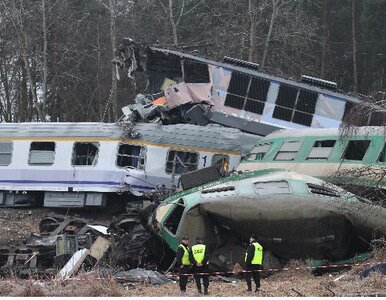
<box><xmin>204</xmin><ymin>288</ymin><xmax>209</xmax><ymax>295</ymax></box>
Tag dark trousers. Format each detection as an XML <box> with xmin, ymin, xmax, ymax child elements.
<box><xmin>179</xmin><ymin>265</ymin><xmax>191</xmax><ymax>292</ymax></box>
<box><xmin>245</xmin><ymin>264</ymin><xmax>262</xmax><ymax>290</ymax></box>
<box><xmin>193</xmin><ymin>265</ymin><xmax>209</xmax><ymax>292</ymax></box>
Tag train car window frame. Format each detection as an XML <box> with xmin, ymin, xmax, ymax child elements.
<box><xmin>28</xmin><ymin>141</ymin><xmax>56</xmax><ymax>165</ymax></box>
<box><xmin>71</xmin><ymin>142</ymin><xmax>100</xmax><ymax>166</ymax></box>
<box><xmin>272</xmin><ymin>85</ymin><xmax>317</xmax><ymax>127</ymax></box>
<box><xmin>163</xmin><ymin>198</ymin><xmax>185</xmax><ymax>236</ymax></box>
<box><xmin>245</xmin><ymin>143</ymin><xmax>273</xmax><ymax>161</ymax></box>
<box><xmin>378</xmin><ymin>143</ymin><xmax>386</xmax><ymax>163</ymax></box>
<box><xmin>306</xmin><ymin>140</ymin><xmax>337</xmax><ymax>160</ymax></box>
<box><xmin>116</xmin><ymin>143</ymin><xmax>146</xmax><ymax>170</ymax></box>
<box><xmin>274</xmin><ymin>141</ymin><xmax>303</xmax><ymax>161</ymax></box>
<box><xmin>0</xmin><ymin>141</ymin><xmax>13</xmax><ymax>166</ymax></box>
<box><xmin>165</xmin><ymin>149</ymin><xmax>199</xmax><ymax>174</ymax></box>
<box><xmin>254</xmin><ymin>180</ymin><xmax>291</xmax><ymax>195</ymax></box>
<box><xmin>342</xmin><ymin>140</ymin><xmax>371</xmax><ymax>161</ymax></box>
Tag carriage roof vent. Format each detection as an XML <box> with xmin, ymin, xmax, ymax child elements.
<box><xmin>301</xmin><ymin>75</ymin><xmax>337</xmax><ymax>91</ymax></box>
<box><xmin>307</xmin><ymin>183</ymin><xmax>340</xmax><ymax>198</ymax></box>
<box><xmin>223</xmin><ymin>56</ymin><xmax>260</xmax><ymax>71</ymax></box>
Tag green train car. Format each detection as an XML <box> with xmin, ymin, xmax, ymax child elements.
<box><xmin>238</xmin><ymin>126</ymin><xmax>386</xmax><ymax>189</ymax></box>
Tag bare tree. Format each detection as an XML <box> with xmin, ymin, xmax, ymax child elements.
<box><xmin>158</xmin><ymin>0</ymin><xmax>202</xmax><ymax>46</ymax></box>
<box><xmin>351</xmin><ymin>0</ymin><xmax>358</xmax><ymax>92</ymax></box>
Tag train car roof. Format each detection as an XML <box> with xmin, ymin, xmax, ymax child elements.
<box><xmin>0</xmin><ymin>122</ymin><xmax>258</xmax><ymax>155</ymax></box>
<box><xmin>262</xmin><ymin>126</ymin><xmax>386</xmax><ymax>140</ymax></box>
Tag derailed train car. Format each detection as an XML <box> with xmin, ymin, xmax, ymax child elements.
<box><xmin>148</xmin><ymin>168</ymin><xmax>386</xmax><ymax>271</ymax></box>
<box><xmin>0</xmin><ymin>122</ymin><xmax>257</xmax><ymax>208</ymax></box>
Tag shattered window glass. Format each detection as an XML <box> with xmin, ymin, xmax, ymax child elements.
<box><xmin>163</xmin><ymin>198</ymin><xmax>185</xmax><ymax>235</ymax></box>
<box><xmin>166</xmin><ymin>150</ymin><xmax>198</xmax><ymax>174</ymax></box>
<box><xmin>72</xmin><ymin>142</ymin><xmax>99</xmax><ymax>166</ymax></box>
<box><xmin>0</xmin><ymin>141</ymin><xmax>12</xmax><ymax>166</ymax></box>
<box><xmin>29</xmin><ymin>142</ymin><xmax>55</xmax><ymax>165</ymax></box>
<box><xmin>273</xmin><ymin>85</ymin><xmax>317</xmax><ymax>126</ymax></box>
<box><xmin>378</xmin><ymin>143</ymin><xmax>386</xmax><ymax>163</ymax></box>
<box><xmin>307</xmin><ymin>140</ymin><xmax>336</xmax><ymax>160</ymax></box>
<box><xmin>342</xmin><ymin>140</ymin><xmax>370</xmax><ymax>161</ymax></box>
<box><xmin>254</xmin><ymin>181</ymin><xmax>291</xmax><ymax>195</ymax></box>
<box><xmin>274</xmin><ymin>141</ymin><xmax>303</xmax><ymax>161</ymax></box>
<box><xmin>116</xmin><ymin>143</ymin><xmax>146</xmax><ymax>170</ymax></box>
<box><xmin>183</xmin><ymin>60</ymin><xmax>210</xmax><ymax>83</ymax></box>
<box><xmin>245</xmin><ymin>143</ymin><xmax>272</xmax><ymax>160</ymax></box>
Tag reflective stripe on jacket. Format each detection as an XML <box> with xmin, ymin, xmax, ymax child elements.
<box><xmin>179</xmin><ymin>244</ymin><xmax>191</xmax><ymax>265</ymax></box>
<box><xmin>192</xmin><ymin>244</ymin><xmax>208</xmax><ymax>264</ymax></box>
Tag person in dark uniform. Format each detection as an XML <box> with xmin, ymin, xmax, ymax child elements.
<box><xmin>244</xmin><ymin>234</ymin><xmax>263</xmax><ymax>292</ymax></box>
<box><xmin>190</xmin><ymin>237</ymin><xmax>210</xmax><ymax>295</ymax></box>
<box><xmin>176</xmin><ymin>236</ymin><xmax>192</xmax><ymax>293</ymax></box>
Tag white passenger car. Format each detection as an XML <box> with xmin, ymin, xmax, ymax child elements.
<box><xmin>0</xmin><ymin>122</ymin><xmax>257</xmax><ymax>208</ymax></box>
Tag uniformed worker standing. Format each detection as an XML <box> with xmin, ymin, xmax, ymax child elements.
<box><xmin>190</xmin><ymin>237</ymin><xmax>210</xmax><ymax>295</ymax></box>
<box><xmin>244</xmin><ymin>234</ymin><xmax>263</xmax><ymax>292</ymax></box>
<box><xmin>176</xmin><ymin>236</ymin><xmax>192</xmax><ymax>293</ymax></box>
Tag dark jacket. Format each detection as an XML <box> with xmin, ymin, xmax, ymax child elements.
<box><xmin>245</xmin><ymin>243</ymin><xmax>257</xmax><ymax>267</ymax></box>
<box><xmin>189</xmin><ymin>243</ymin><xmax>209</xmax><ymax>266</ymax></box>
<box><xmin>176</xmin><ymin>243</ymin><xmax>191</xmax><ymax>266</ymax></box>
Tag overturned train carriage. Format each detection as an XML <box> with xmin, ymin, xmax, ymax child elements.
<box><xmin>0</xmin><ymin>122</ymin><xmax>257</xmax><ymax>208</ymax></box>
<box><xmin>149</xmin><ymin>169</ymin><xmax>386</xmax><ymax>270</ymax></box>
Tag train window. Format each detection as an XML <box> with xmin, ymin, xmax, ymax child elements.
<box><xmin>212</xmin><ymin>154</ymin><xmax>230</xmax><ymax>173</ymax></box>
<box><xmin>342</xmin><ymin>140</ymin><xmax>370</xmax><ymax>161</ymax></box>
<box><xmin>378</xmin><ymin>143</ymin><xmax>386</xmax><ymax>163</ymax></box>
<box><xmin>116</xmin><ymin>144</ymin><xmax>146</xmax><ymax>170</ymax></box>
<box><xmin>166</xmin><ymin>150</ymin><xmax>198</xmax><ymax>174</ymax></box>
<box><xmin>29</xmin><ymin>142</ymin><xmax>55</xmax><ymax>165</ymax></box>
<box><xmin>274</xmin><ymin>141</ymin><xmax>303</xmax><ymax>161</ymax></box>
<box><xmin>72</xmin><ymin>142</ymin><xmax>99</xmax><ymax>166</ymax></box>
<box><xmin>0</xmin><ymin>141</ymin><xmax>13</xmax><ymax>166</ymax></box>
<box><xmin>183</xmin><ymin>60</ymin><xmax>210</xmax><ymax>83</ymax></box>
<box><xmin>307</xmin><ymin>140</ymin><xmax>336</xmax><ymax>160</ymax></box>
<box><xmin>254</xmin><ymin>181</ymin><xmax>291</xmax><ymax>195</ymax></box>
<box><xmin>273</xmin><ymin>85</ymin><xmax>317</xmax><ymax>126</ymax></box>
<box><xmin>163</xmin><ymin>198</ymin><xmax>185</xmax><ymax>235</ymax></box>
<box><xmin>245</xmin><ymin>143</ymin><xmax>272</xmax><ymax>160</ymax></box>
<box><xmin>224</xmin><ymin>72</ymin><xmax>268</xmax><ymax>114</ymax></box>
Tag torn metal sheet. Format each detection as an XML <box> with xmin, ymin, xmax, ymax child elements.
<box><xmin>57</xmin><ymin>248</ymin><xmax>90</xmax><ymax>280</ymax></box>
<box><xmin>164</xmin><ymin>82</ymin><xmax>212</xmax><ymax>109</ymax></box>
<box><xmin>89</xmin><ymin>236</ymin><xmax>111</xmax><ymax>261</ymax></box>
<box><xmin>114</xmin><ymin>268</ymin><xmax>174</xmax><ymax>285</ymax></box>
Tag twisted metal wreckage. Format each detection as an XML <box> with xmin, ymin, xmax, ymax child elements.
<box><xmin>0</xmin><ymin>39</ymin><xmax>385</xmax><ymax>280</ymax></box>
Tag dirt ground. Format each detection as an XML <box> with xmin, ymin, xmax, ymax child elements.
<box><xmin>0</xmin><ymin>207</ymin><xmax>385</xmax><ymax>297</ymax></box>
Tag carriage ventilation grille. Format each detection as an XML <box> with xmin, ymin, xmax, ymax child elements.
<box><xmin>201</xmin><ymin>186</ymin><xmax>235</xmax><ymax>194</ymax></box>
<box><xmin>307</xmin><ymin>183</ymin><xmax>340</xmax><ymax>197</ymax></box>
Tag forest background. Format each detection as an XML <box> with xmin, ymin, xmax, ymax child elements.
<box><xmin>0</xmin><ymin>0</ymin><xmax>385</xmax><ymax>123</ymax></box>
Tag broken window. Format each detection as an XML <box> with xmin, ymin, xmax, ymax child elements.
<box><xmin>0</xmin><ymin>141</ymin><xmax>12</xmax><ymax>166</ymax></box>
<box><xmin>116</xmin><ymin>143</ymin><xmax>146</xmax><ymax>170</ymax></box>
<box><xmin>224</xmin><ymin>72</ymin><xmax>269</xmax><ymax>114</ymax></box>
<box><xmin>29</xmin><ymin>142</ymin><xmax>55</xmax><ymax>165</ymax></box>
<box><xmin>342</xmin><ymin>140</ymin><xmax>371</xmax><ymax>161</ymax></box>
<box><xmin>378</xmin><ymin>143</ymin><xmax>386</xmax><ymax>163</ymax></box>
<box><xmin>307</xmin><ymin>183</ymin><xmax>340</xmax><ymax>197</ymax></box>
<box><xmin>273</xmin><ymin>85</ymin><xmax>317</xmax><ymax>126</ymax></box>
<box><xmin>211</xmin><ymin>154</ymin><xmax>230</xmax><ymax>173</ymax></box>
<box><xmin>245</xmin><ymin>143</ymin><xmax>272</xmax><ymax>160</ymax></box>
<box><xmin>274</xmin><ymin>141</ymin><xmax>303</xmax><ymax>161</ymax></box>
<box><xmin>72</xmin><ymin>142</ymin><xmax>99</xmax><ymax>166</ymax></box>
<box><xmin>307</xmin><ymin>140</ymin><xmax>336</xmax><ymax>160</ymax></box>
<box><xmin>254</xmin><ymin>181</ymin><xmax>291</xmax><ymax>195</ymax></box>
<box><xmin>183</xmin><ymin>60</ymin><xmax>210</xmax><ymax>83</ymax></box>
<box><xmin>163</xmin><ymin>198</ymin><xmax>185</xmax><ymax>235</ymax></box>
<box><xmin>166</xmin><ymin>150</ymin><xmax>198</xmax><ymax>174</ymax></box>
